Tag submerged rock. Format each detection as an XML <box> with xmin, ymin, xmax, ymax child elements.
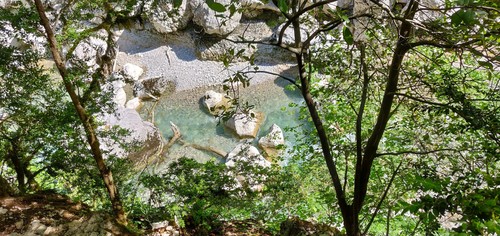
<box><xmin>203</xmin><ymin>90</ymin><xmax>232</xmax><ymax>115</ymax></box>
<box><xmin>258</xmin><ymin>124</ymin><xmax>285</xmax><ymax>159</ymax></box>
<box><xmin>225</xmin><ymin>110</ymin><xmax>264</xmax><ymax>139</ymax></box>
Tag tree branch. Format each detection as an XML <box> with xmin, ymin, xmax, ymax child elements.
<box><xmin>223</xmin><ymin>38</ymin><xmax>301</xmax><ymax>54</ymax></box>
<box><xmin>376</xmin><ymin>148</ymin><xmax>462</xmax><ymax>157</ymax></box>
<box><xmin>407</xmin><ymin>38</ymin><xmax>481</xmax><ymax>50</ymax></box>
<box><xmin>363</xmin><ymin>160</ymin><xmax>403</xmax><ymax>234</ymax></box>
<box><xmin>241</xmin><ymin>70</ymin><xmax>299</xmax><ymax>88</ymax></box>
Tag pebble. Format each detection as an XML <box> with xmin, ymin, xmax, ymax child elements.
<box><xmin>0</xmin><ymin>207</ymin><xmax>7</xmax><ymax>214</ymax></box>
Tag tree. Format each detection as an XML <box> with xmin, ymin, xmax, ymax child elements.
<box><xmin>30</xmin><ymin>0</ymin><xmax>143</xmax><ymax>225</ymax></box>
<box><xmin>217</xmin><ymin>0</ymin><xmax>498</xmax><ymax>234</ymax></box>
<box><xmin>0</xmin><ymin>45</ymin><xmax>71</xmax><ymax>194</ymax></box>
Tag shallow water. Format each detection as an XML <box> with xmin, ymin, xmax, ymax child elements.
<box><xmin>143</xmin><ymin>78</ymin><xmax>305</xmax><ymax>163</ymax></box>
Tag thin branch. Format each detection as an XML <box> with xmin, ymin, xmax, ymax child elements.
<box><xmin>363</xmin><ymin>160</ymin><xmax>403</xmax><ymax>234</ymax></box>
<box><xmin>407</xmin><ymin>38</ymin><xmax>481</xmax><ymax>50</ymax></box>
<box><xmin>277</xmin><ymin>0</ymin><xmax>338</xmax><ymax>46</ymax></box>
<box><xmin>241</xmin><ymin>70</ymin><xmax>299</xmax><ymax>88</ymax></box>
<box><xmin>376</xmin><ymin>148</ymin><xmax>462</xmax><ymax>157</ymax></box>
<box><xmin>223</xmin><ymin>37</ymin><xmax>301</xmax><ymax>54</ymax></box>
<box><xmin>355</xmin><ymin>44</ymin><xmax>370</xmax><ymax>190</ymax></box>
<box><xmin>394</xmin><ymin>92</ymin><xmax>449</xmax><ymax>107</ymax></box>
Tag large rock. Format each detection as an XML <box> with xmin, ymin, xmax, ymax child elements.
<box><xmin>133</xmin><ymin>76</ymin><xmax>175</xmax><ymax>100</ymax></box>
<box><xmin>195</xmin><ymin>21</ymin><xmax>293</xmax><ymax>62</ymax></box>
<box><xmin>103</xmin><ymin>79</ymin><xmax>127</xmax><ymax>107</ymax></box>
<box><xmin>69</xmin><ymin>34</ymin><xmax>108</xmax><ymax>73</ymax></box>
<box><xmin>225</xmin><ymin>110</ymin><xmax>264</xmax><ymax>139</ymax></box>
<box><xmin>125</xmin><ymin>97</ymin><xmax>143</xmax><ymax>110</ymax></box>
<box><xmin>190</xmin><ymin>0</ymin><xmax>242</xmax><ymax>35</ymax></box>
<box><xmin>225</xmin><ymin>143</ymin><xmax>271</xmax><ymax>191</ymax></box>
<box><xmin>121</xmin><ymin>63</ymin><xmax>144</xmax><ymax>82</ymax></box>
<box><xmin>203</xmin><ymin>90</ymin><xmax>231</xmax><ymax>115</ymax></box>
<box><xmin>144</xmin><ymin>0</ymin><xmax>193</xmax><ymax>34</ymax></box>
<box><xmin>226</xmin><ymin>143</ymin><xmax>271</xmax><ymax>168</ymax></box>
<box><xmin>258</xmin><ymin>124</ymin><xmax>285</xmax><ymax>159</ymax></box>
<box><xmin>99</xmin><ymin>107</ymin><xmax>162</xmax><ymax>163</ymax></box>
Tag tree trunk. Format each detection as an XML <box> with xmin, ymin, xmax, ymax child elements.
<box><xmin>0</xmin><ymin>175</ymin><xmax>15</xmax><ymax>197</ymax></box>
<box><xmin>7</xmin><ymin>139</ymin><xmax>26</xmax><ymax>193</ymax></box>
<box><xmin>33</xmin><ymin>0</ymin><xmax>127</xmax><ymax>225</ymax></box>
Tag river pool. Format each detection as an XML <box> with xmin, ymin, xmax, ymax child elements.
<box><xmin>142</xmin><ymin>78</ymin><xmax>306</xmax><ymax>163</ymax></box>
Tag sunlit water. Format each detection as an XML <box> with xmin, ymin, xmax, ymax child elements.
<box><xmin>141</xmin><ymin>79</ymin><xmax>306</xmax><ymax>163</ymax></box>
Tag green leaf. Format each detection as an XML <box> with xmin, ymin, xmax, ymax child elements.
<box><xmin>173</xmin><ymin>0</ymin><xmax>183</xmax><ymax>8</ymax></box>
<box><xmin>277</xmin><ymin>0</ymin><xmax>288</xmax><ymax>13</ymax></box>
<box><xmin>451</xmin><ymin>10</ymin><xmax>476</xmax><ymax>26</ymax></box>
<box><xmin>478</xmin><ymin>61</ymin><xmax>493</xmax><ymax>69</ymax></box>
<box><xmin>206</xmin><ymin>0</ymin><xmax>226</xmax><ymax>12</ymax></box>
<box><xmin>343</xmin><ymin>26</ymin><xmax>354</xmax><ymax>45</ymax></box>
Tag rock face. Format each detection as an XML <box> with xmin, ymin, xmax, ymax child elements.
<box><xmin>144</xmin><ymin>0</ymin><xmax>193</xmax><ymax>34</ymax></box>
<box><xmin>258</xmin><ymin>124</ymin><xmax>285</xmax><ymax>159</ymax></box>
<box><xmin>225</xmin><ymin>110</ymin><xmax>264</xmax><ymax>139</ymax></box>
<box><xmin>203</xmin><ymin>90</ymin><xmax>231</xmax><ymax>115</ymax></box>
<box><xmin>69</xmin><ymin>35</ymin><xmax>108</xmax><ymax>73</ymax></box>
<box><xmin>0</xmin><ymin>22</ymin><xmax>46</xmax><ymax>54</ymax></box>
<box><xmin>190</xmin><ymin>0</ymin><xmax>242</xmax><ymax>35</ymax></box>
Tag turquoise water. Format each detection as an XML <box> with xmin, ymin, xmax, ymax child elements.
<box><xmin>145</xmin><ymin>79</ymin><xmax>305</xmax><ymax>162</ymax></box>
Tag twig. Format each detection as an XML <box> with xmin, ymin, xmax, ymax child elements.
<box><xmin>241</xmin><ymin>70</ymin><xmax>299</xmax><ymax>88</ymax></box>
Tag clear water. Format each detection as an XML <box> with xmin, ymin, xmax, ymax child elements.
<box><xmin>144</xmin><ymin>79</ymin><xmax>306</xmax><ymax>163</ymax></box>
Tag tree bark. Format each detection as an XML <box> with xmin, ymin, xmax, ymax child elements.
<box><xmin>33</xmin><ymin>0</ymin><xmax>127</xmax><ymax>225</ymax></box>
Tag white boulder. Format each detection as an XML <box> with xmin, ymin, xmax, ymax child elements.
<box><xmin>225</xmin><ymin>142</ymin><xmax>271</xmax><ymax>191</ymax></box>
<box><xmin>258</xmin><ymin>124</ymin><xmax>285</xmax><ymax>158</ymax></box>
<box><xmin>69</xmin><ymin>35</ymin><xmax>107</xmax><ymax>73</ymax></box>
<box><xmin>121</xmin><ymin>63</ymin><xmax>144</xmax><ymax>82</ymax></box>
<box><xmin>144</xmin><ymin>0</ymin><xmax>193</xmax><ymax>34</ymax></box>
<box><xmin>125</xmin><ymin>97</ymin><xmax>143</xmax><ymax>110</ymax></box>
<box><xmin>226</xmin><ymin>143</ymin><xmax>271</xmax><ymax>168</ymax></box>
<box><xmin>225</xmin><ymin>110</ymin><xmax>264</xmax><ymax>139</ymax></box>
<box><xmin>190</xmin><ymin>0</ymin><xmax>242</xmax><ymax>35</ymax></box>
<box><xmin>99</xmin><ymin>107</ymin><xmax>162</xmax><ymax>162</ymax></box>
<box><xmin>103</xmin><ymin>79</ymin><xmax>127</xmax><ymax>107</ymax></box>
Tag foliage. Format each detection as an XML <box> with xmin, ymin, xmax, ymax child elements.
<box><xmin>213</xmin><ymin>0</ymin><xmax>500</xmax><ymax>234</ymax></box>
